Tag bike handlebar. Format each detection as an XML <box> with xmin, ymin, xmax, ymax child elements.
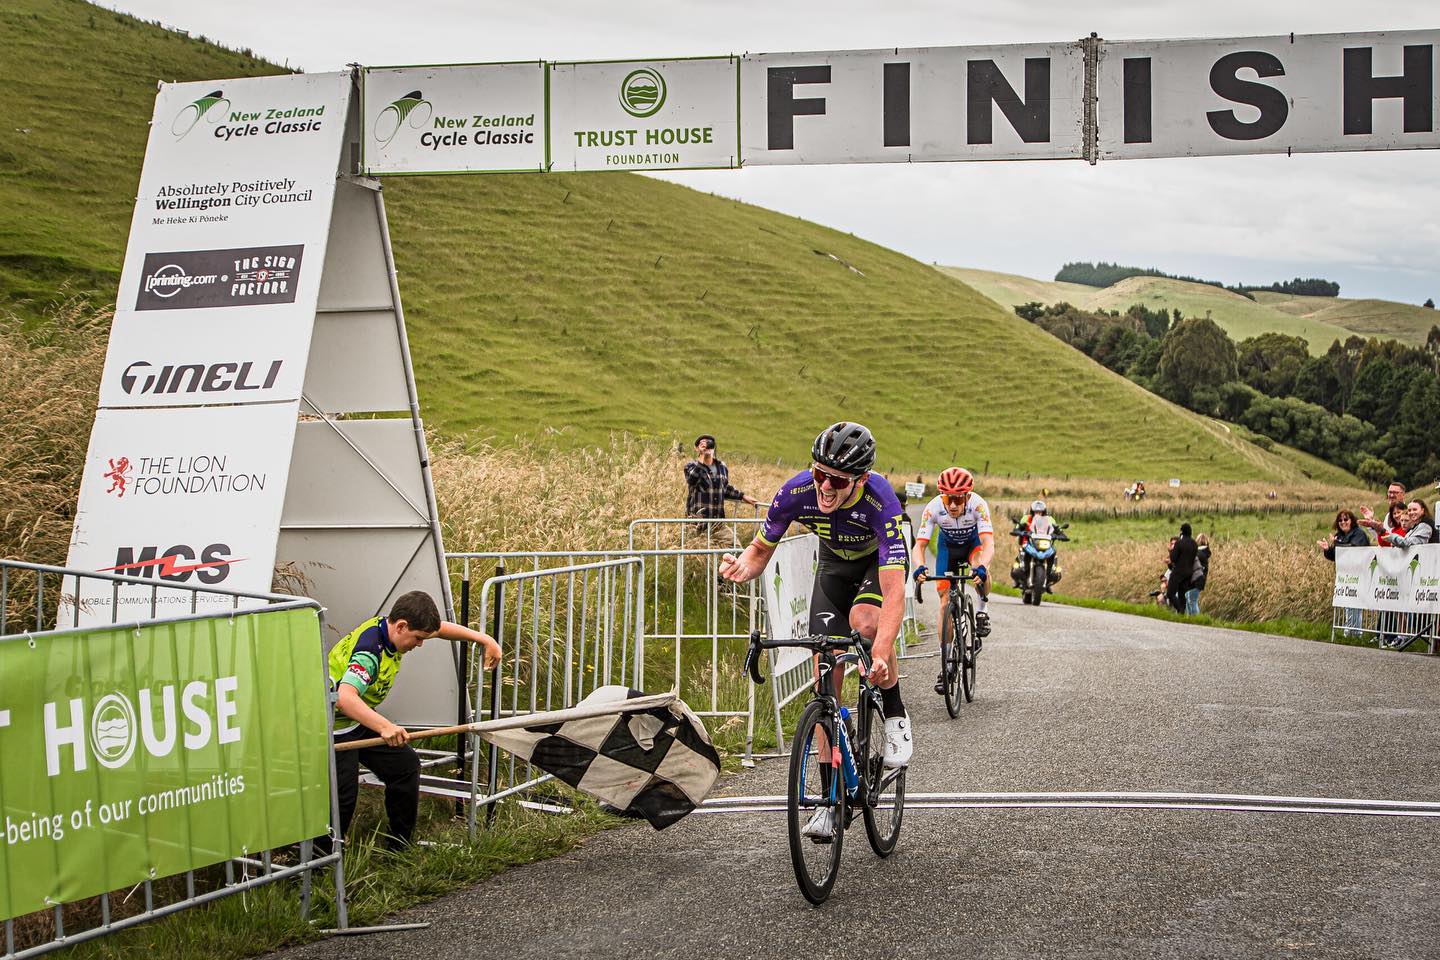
<box><xmin>744</xmin><ymin>629</ymin><xmax>866</xmax><ymax>685</ymax></box>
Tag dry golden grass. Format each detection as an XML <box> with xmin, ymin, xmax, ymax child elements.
<box><xmin>0</xmin><ymin>302</ymin><xmax>106</xmax><ymax>566</ymax></box>
<box><xmin>1023</xmin><ymin>539</ymin><xmax>1334</xmax><ymax>623</ymax></box>
<box><xmin>430</xmin><ymin>437</ymin><xmax>793</xmax><ymax>554</ymax></box>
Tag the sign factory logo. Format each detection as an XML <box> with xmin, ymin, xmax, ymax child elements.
<box><xmin>135</xmin><ymin>245</ymin><xmax>303</xmax><ymax>311</ymax></box>
<box><xmin>170</xmin><ymin>87</ymin><xmax>326</xmax><ymax>142</ymax></box>
<box><xmin>374</xmin><ymin>90</ymin><xmax>434</xmax><ymax>146</ymax></box>
<box><xmin>102</xmin><ymin>454</ymin><xmax>268</xmax><ymax>500</ymax></box>
<box><xmin>619</xmin><ymin>68</ymin><xmax>666</xmax><ymax>118</ymax></box>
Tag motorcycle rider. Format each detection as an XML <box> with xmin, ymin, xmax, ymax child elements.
<box><xmin>1012</xmin><ymin>500</ymin><xmax>1062</xmax><ymax>592</ymax></box>
<box><xmin>911</xmin><ymin>467</ymin><xmax>994</xmax><ymax>694</ymax></box>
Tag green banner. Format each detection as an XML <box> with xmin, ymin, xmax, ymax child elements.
<box><xmin>0</xmin><ymin>606</ymin><xmax>332</xmax><ymax>920</ymax></box>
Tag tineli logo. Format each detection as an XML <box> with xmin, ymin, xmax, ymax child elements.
<box><xmin>374</xmin><ymin>90</ymin><xmax>433</xmax><ymax>146</ymax></box>
<box><xmin>171</xmin><ymin>89</ymin><xmax>231</xmax><ymax>139</ymax></box>
<box><xmin>619</xmin><ymin>68</ymin><xmax>666</xmax><ymax>119</ymax></box>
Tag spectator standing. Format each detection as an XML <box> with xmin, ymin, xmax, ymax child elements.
<box><xmin>684</xmin><ymin>435</ymin><xmax>758</xmax><ymax>520</ymax></box>
<box><xmin>1358</xmin><ymin>481</ymin><xmax>1407</xmax><ymax>537</ymax></box>
<box><xmin>1185</xmin><ymin>534</ymin><xmax>1211</xmax><ymax>615</ymax></box>
<box><xmin>1318</xmin><ymin>510</ymin><xmax>1370</xmax><ymax>637</ymax></box>
<box><xmin>1168</xmin><ymin>523</ymin><xmax>1197</xmax><ymax>614</ymax></box>
<box><xmin>1378</xmin><ymin>501</ymin><xmax>1436</xmax><ymax>548</ymax></box>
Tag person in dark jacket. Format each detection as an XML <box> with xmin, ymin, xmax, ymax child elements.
<box><xmin>1318</xmin><ymin>509</ymin><xmax>1370</xmax><ymax>637</ymax></box>
<box><xmin>1184</xmin><ymin>534</ymin><xmax>1211</xmax><ymax>615</ymax></box>
<box><xmin>1168</xmin><ymin>523</ymin><xmax>1197</xmax><ymax>614</ymax></box>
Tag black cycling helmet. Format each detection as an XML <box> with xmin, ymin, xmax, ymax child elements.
<box><xmin>811</xmin><ymin>421</ymin><xmax>876</xmax><ymax>475</ymax></box>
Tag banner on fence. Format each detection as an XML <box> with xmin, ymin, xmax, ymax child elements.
<box><xmin>362</xmin><ymin>63</ymin><xmax>546</xmax><ymax>175</ymax></box>
<box><xmin>0</xmin><ymin>607</ymin><xmax>331</xmax><ymax>921</ymax></box>
<box><xmin>1333</xmin><ymin>543</ymin><xmax>1440</xmax><ymax>613</ymax></box>
<box><xmin>762</xmin><ymin>534</ymin><xmax>819</xmax><ymax>676</ymax></box>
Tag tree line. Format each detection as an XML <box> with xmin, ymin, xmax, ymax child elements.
<box><xmin>1054</xmin><ymin>261</ymin><xmax>1340</xmax><ymax>299</ymax></box>
<box><xmin>1014</xmin><ymin>300</ymin><xmax>1440</xmax><ymax>488</ymax></box>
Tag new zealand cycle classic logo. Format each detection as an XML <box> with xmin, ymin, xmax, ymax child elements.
<box><xmin>171</xmin><ymin>89</ymin><xmax>231</xmax><ymax>139</ymax></box>
<box><xmin>373</xmin><ymin>90</ymin><xmax>434</xmax><ymax>146</ymax></box>
<box><xmin>619</xmin><ymin>68</ymin><xmax>666</xmax><ymax>119</ymax></box>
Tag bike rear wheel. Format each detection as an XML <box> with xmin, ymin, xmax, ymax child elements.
<box><xmin>860</xmin><ymin>693</ymin><xmax>905</xmax><ymax>857</ymax></box>
<box><xmin>787</xmin><ymin>699</ymin><xmax>845</xmax><ymax>905</ymax></box>
<box><xmin>941</xmin><ymin>598</ymin><xmax>964</xmax><ymax>718</ymax></box>
<box><xmin>961</xmin><ymin>600</ymin><xmax>978</xmax><ymax>702</ymax></box>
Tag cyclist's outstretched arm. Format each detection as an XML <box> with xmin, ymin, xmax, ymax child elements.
<box><xmin>972</xmin><ymin>531</ymin><xmax>995</xmax><ymax>571</ymax></box>
<box><xmin>720</xmin><ymin>537</ymin><xmax>776</xmax><ymax>582</ymax></box>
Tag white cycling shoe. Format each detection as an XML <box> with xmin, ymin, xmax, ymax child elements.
<box><xmin>883</xmin><ymin>716</ymin><xmax>913</xmax><ymax>769</ymax></box>
<box><xmin>801</xmin><ymin>807</ymin><xmax>836</xmax><ymax>843</ymax></box>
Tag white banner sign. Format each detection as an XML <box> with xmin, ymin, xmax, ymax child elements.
<box><xmin>1333</xmin><ymin>544</ymin><xmax>1440</xmax><ymax>613</ymax></box>
<box><xmin>1099</xmin><ymin>32</ymin><xmax>1440</xmax><ymax>160</ymax></box>
<box><xmin>362</xmin><ymin>63</ymin><xmax>545</xmax><ymax>175</ymax></box>
<box><xmin>740</xmin><ymin>44</ymin><xmax>1086</xmax><ymax>165</ymax></box>
<box><xmin>549</xmin><ymin>57</ymin><xmax>739</xmax><ymax>171</ymax></box>
<box><xmin>98</xmin><ymin>72</ymin><xmax>352</xmax><ymax>408</ymax></box>
<box><xmin>65</xmin><ymin>404</ymin><xmax>301</xmax><ymax>623</ymax></box>
<box><xmin>762</xmin><ymin>534</ymin><xmax>819</xmax><ymax>676</ymax></box>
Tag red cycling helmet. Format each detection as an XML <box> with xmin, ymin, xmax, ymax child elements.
<box><xmin>937</xmin><ymin>467</ymin><xmax>974</xmax><ymax>496</ymax></box>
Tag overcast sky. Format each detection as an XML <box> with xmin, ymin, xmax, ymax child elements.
<box><xmin>109</xmin><ymin>1</ymin><xmax>1440</xmax><ymax>304</ymax></box>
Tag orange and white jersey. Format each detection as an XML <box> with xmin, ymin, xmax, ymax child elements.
<box><xmin>917</xmin><ymin>493</ymin><xmax>993</xmax><ymax>546</ymax></box>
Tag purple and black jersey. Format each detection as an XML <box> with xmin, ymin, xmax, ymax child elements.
<box><xmin>759</xmin><ymin>471</ymin><xmax>908</xmax><ymax>569</ymax></box>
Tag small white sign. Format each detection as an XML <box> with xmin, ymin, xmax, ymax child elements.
<box><xmin>905</xmin><ymin>482</ymin><xmax>927</xmax><ymax>499</ymax></box>
<box><xmin>549</xmin><ymin>57</ymin><xmax>739</xmax><ymax>171</ymax></box>
<box><xmin>362</xmin><ymin>64</ymin><xmax>546</xmax><ymax>175</ymax></box>
<box><xmin>1169</xmin><ymin>478</ymin><xmax>1182</xmax><ymax>487</ymax></box>
<box><xmin>761</xmin><ymin>534</ymin><xmax>820</xmax><ymax>676</ymax></box>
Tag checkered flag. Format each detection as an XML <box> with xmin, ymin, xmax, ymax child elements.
<box><xmin>479</xmin><ymin>686</ymin><xmax>721</xmax><ymax>829</ymax></box>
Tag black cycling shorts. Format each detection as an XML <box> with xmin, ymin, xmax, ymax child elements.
<box><xmin>809</xmin><ymin>545</ymin><xmax>884</xmax><ymax>637</ymax></box>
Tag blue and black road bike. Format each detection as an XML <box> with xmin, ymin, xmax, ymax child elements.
<box><xmin>744</xmin><ymin>630</ymin><xmax>906</xmax><ymax>905</ymax></box>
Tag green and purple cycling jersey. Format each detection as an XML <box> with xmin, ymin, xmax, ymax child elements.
<box><xmin>758</xmin><ymin>471</ymin><xmax>908</xmax><ymax>570</ymax></box>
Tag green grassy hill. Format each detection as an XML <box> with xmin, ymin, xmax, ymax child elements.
<box><xmin>1</xmin><ymin>0</ymin><xmax>1364</xmax><ymax>484</ymax></box>
<box><xmin>947</xmin><ymin>266</ymin><xmax>1436</xmax><ymax>353</ymax></box>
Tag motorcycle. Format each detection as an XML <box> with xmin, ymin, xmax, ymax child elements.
<box><xmin>1009</xmin><ymin>520</ymin><xmax>1069</xmax><ymax>606</ymax></box>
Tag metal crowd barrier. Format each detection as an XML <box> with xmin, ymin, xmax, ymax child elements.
<box><xmin>1330</xmin><ymin>605</ymin><xmax>1439</xmax><ymax>654</ymax></box>
<box><xmin>0</xmin><ymin>561</ymin><xmax>347</xmax><ymax>960</ymax></box>
<box><xmin>459</xmin><ymin>557</ymin><xmax>644</xmax><ymax>832</ymax></box>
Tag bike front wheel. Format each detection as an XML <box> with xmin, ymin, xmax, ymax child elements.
<box><xmin>860</xmin><ymin>694</ymin><xmax>905</xmax><ymax>857</ymax></box>
<box><xmin>787</xmin><ymin>699</ymin><xmax>845</xmax><ymax>905</ymax></box>
<box><xmin>941</xmin><ymin>599</ymin><xmax>964</xmax><ymax>718</ymax></box>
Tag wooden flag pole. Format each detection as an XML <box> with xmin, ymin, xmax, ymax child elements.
<box><xmin>333</xmin><ymin>690</ymin><xmax>678</xmax><ymax>751</ymax></box>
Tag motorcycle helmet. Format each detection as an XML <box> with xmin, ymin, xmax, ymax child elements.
<box><xmin>937</xmin><ymin>467</ymin><xmax>974</xmax><ymax>495</ymax></box>
<box><xmin>811</xmin><ymin>421</ymin><xmax>876</xmax><ymax>475</ymax></box>
<box><xmin>1030</xmin><ymin>499</ymin><xmax>1047</xmax><ymax>514</ymax></box>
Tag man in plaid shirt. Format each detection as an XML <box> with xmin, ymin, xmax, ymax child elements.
<box><xmin>685</xmin><ymin>435</ymin><xmax>758</xmax><ymax>518</ymax></box>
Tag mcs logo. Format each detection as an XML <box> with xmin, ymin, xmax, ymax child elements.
<box><xmin>99</xmin><ymin>544</ymin><xmax>239</xmax><ymax>584</ymax></box>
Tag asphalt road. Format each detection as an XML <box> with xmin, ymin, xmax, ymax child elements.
<box><xmin>276</xmin><ymin>596</ymin><xmax>1440</xmax><ymax>960</ymax></box>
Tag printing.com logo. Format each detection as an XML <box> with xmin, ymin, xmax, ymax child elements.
<box><xmin>619</xmin><ymin>68</ymin><xmax>665</xmax><ymax>119</ymax></box>
<box><xmin>374</xmin><ymin>90</ymin><xmax>433</xmax><ymax>146</ymax></box>
<box><xmin>171</xmin><ymin>89</ymin><xmax>230</xmax><ymax>139</ymax></box>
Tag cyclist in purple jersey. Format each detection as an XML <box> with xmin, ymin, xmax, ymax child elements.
<box><xmin>722</xmin><ymin>422</ymin><xmax>912</xmax><ymax>843</ymax></box>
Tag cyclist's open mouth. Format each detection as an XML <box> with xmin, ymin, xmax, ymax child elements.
<box><xmin>817</xmin><ymin>486</ymin><xmax>841</xmax><ymax>509</ymax></box>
